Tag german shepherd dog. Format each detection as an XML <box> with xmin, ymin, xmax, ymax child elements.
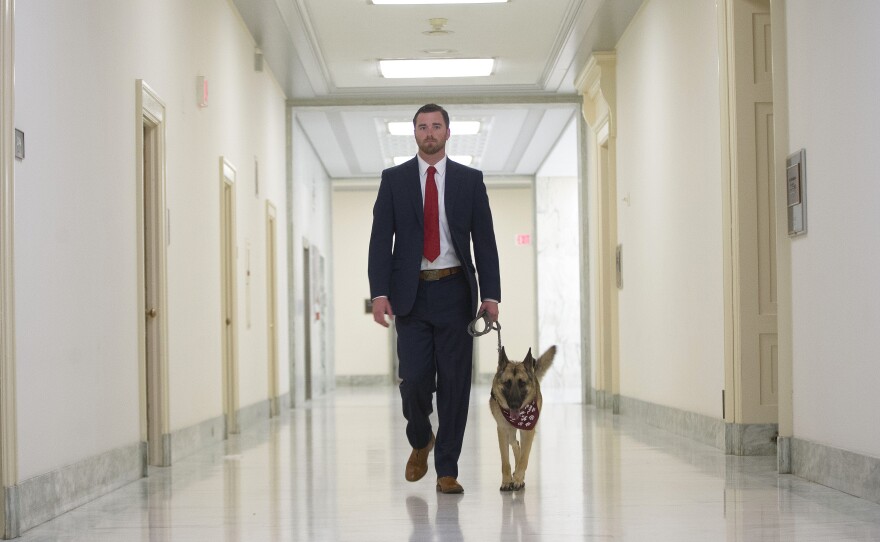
<box><xmin>489</xmin><ymin>345</ymin><xmax>556</xmax><ymax>491</ymax></box>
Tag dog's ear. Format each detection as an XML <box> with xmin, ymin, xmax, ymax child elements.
<box><xmin>497</xmin><ymin>346</ymin><xmax>509</xmax><ymax>370</ymax></box>
<box><xmin>523</xmin><ymin>348</ymin><xmax>536</xmax><ymax>374</ymax></box>
<box><xmin>535</xmin><ymin>345</ymin><xmax>556</xmax><ymax>380</ymax></box>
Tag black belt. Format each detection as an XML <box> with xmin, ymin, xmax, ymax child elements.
<box><xmin>419</xmin><ymin>267</ymin><xmax>462</xmax><ymax>281</ymax></box>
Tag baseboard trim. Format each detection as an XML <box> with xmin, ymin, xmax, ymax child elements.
<box><xmin>10</xmin><ymin>398</ymin><xmax>292</xmax><ymax>538</ymax></box>
<box><xmin>2</xmin><ymin>485</ymin><xmax>19</xmax><ymax>539</ymax></box>
<box><xmin>278</xmin><ymin>391</ymin><xmax>291</xmax><ymax>411</ymax></box>
<box><xmin>725</xmin><ymin>422</ymin><xmax>778</xmax><ymax>456</ymax></box>
<box><xmin>618</xmin><ymin>395</ymin><xmax>776</xmax><ymax>456</ymax></box>
<box><xmin>591</xmin><ymin>389</ymin><xmax>620</xmax><ymax>413</ymax></box>
<box><xmin>777</xmin><ymin>436</ymin><xmax>791</xmax><ymax>473</ymax></box>
<box><xmin>15</xmin><ymin>442</ymin><xmax>144</xmax><ymax>534</ymax></box>
<box><xmin>792</xmin><ymin>437</ymin><xmax>880</xmax><ymax>505</ymax></box>
<box><xmin>170</xmin><ymin>397</ymin><xmax>290</xmax><ymax>463</ymax></box>
<box><xmin>236</xmin><ymin>399</ymin><xmax>271</xmax><ymax>433</ymax></box>
<box><xmin>619</xmin><ymin>395</ymin><xmax>726</xmax><ymax>449</ymax></box>
<box><xmin>169</xmin><ymin>415</ymin><xmax>225</xmax><ymax>464</ymax></box>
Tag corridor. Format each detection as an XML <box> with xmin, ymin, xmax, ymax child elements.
<box><xmin>15</xmin><ymin>386</ymin><xmax>880</xmax><ymax>541</ymax></box>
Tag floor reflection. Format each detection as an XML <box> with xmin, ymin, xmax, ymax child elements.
<box><xmin>14</xmin><ymin>385</ymin><xmax>880</xmax><ymax>541</ymax></box>
<box><xmin>499</xmin><ymin>492</ymin><xmax>531</xmax><ymax>541</ymax></box>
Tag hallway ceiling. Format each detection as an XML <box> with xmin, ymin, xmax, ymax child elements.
<box><xmin>232</xmin><ymin>0</ymin><xmax>643</xmax><ymax>178</ymax></box>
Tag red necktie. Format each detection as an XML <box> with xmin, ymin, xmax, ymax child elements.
<box><xmin>423</xmin><ymin>166</ymin><xmax>440</xmax><ymax>262</ymax></box>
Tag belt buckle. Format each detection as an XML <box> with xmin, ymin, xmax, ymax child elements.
<box><xmin>422</xmin><ymin>269</ymin><xmax>441</xmax><ymax>281</ymax></box>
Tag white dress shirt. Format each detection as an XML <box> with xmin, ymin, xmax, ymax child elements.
<box><xmin>418</xmin><ymin>155</ymin><xmax>462</xmax><ymax>271</ymax></box>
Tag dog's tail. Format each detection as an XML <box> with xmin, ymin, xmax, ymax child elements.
<box><xmin>535</xmin><ymin>345</ymin><xmax>556</xmax><ymax>381</ymax></box>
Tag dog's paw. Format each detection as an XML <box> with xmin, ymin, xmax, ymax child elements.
<box><xmin>499</xmin><ymin>475</ymin><xmax>515</xmax><ymax>491</ymax></box>
<box><xmin>499</xmin><ymin>481</ymin><xmax>525</xmax><ymax>492</ymax></box>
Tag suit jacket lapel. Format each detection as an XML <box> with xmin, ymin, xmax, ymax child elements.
<box><xmin>404</xmin><ymin>158</ymin><xmax>423</xmax><ymax>228</ymax></box>
<box><xmin>444</xmin><ymin>159</ymin><xmax>459</xmax><ymax>225</ymax></box>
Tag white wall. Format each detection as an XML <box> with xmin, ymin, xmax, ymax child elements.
<box><xmin>332</xmin><ymin>183</ymin><xmax>390</xmax><ymax>380</ymax></box>
<box><xmin>784</xmin><ymin>2</ymin><xmax>880</xmax><ymax>457</ymax></box>
<box><xmin>14</xmin><ymin>0</ymin><xmax>290</xmax><ymax>480</ymax></box>
<box><xmin>613</xmin><ymin>0</ymin><xmax>724</xmax><ymax>417</ymax></box>
<box><xmin>535</xmin><ymin>116</ymin><xmax>582</xmax><ymax>402</ymax></box>
<box><xmin>289</xmin><ymin>119</ymin><xmax>335</xmax><ymax>402</ymax></box>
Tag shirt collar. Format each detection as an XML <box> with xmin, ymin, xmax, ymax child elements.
<box><xmin>417</xmin><ymin>154</ymin><xmax>447</xmax><ymax>178</ymax></box>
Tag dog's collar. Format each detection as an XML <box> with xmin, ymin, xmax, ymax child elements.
<box><xmin>497</xmin><ymin>398</ymin><xmax>540</xmax><ymax>430</ymax></box>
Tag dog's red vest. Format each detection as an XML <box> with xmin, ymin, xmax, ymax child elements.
<box><xmin>500</xmin><ymin>401</ymin><xmax>539</xmax><ymax>430</ymax></box>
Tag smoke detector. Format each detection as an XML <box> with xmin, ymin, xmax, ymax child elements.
<box><xmin>423</xmin><ymin>18</ymin><xmax>453</xmax><ymax>36</ymax></box>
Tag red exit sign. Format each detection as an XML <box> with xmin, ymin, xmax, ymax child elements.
<box><xmin>516</xmin><ymin>234</ymin><xmax>531</xmax><ymax>246</ymax></box>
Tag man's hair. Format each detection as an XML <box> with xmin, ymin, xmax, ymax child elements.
<box><xmin>412</xmin><ymin>103</ymin><xmax>449</xmax><ymax>128</ymax></box>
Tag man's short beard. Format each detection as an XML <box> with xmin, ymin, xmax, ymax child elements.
<box><xmin>418</xmin><ymin>140</ymin><xmax>445</xmax><ymax>155</ymax></box>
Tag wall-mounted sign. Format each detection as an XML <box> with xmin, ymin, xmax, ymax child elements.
<box><xmin>786</xmin><ymin>148</ymin><xmax>807</xmax><ymax>237</ymax></box>
<box><xmin>14</xmin><ymin>129</ymin><xmax>24</xmax><ymax>160</ymax></box>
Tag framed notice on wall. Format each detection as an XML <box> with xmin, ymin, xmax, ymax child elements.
<box><xmin>786</xmin><ymin>148</ymin><xmax>807</xmax><ymax>236</ymax></box>
<box><xmin>14</xmin><ymin>129</ymin><xmax>24</xmax><ymax>160</ymax></box>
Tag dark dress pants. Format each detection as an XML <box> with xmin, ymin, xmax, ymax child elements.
<box><xmin>395</xmin><ymin>271</ymin><xmax>473</xmax><ymax>479</ymax></box>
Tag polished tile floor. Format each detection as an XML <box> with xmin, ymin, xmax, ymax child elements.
<box><xmin>18</xmin><ymin>386</ymin><xmax>880</xmax><ymax>541</ymax></box>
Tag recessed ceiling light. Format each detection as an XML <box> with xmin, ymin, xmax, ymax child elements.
<box><xmin>379</xmin><ymin>58</ymin><xmax>493</xmax><ymax>78</ymax></box>
<box><xmin>387</xmin><ymin>121</ymin><xmax>481</xmax><ymax>136</ymax></box>
<box><xmin>373</xmin><ymin>1</ymin><xmax>506</xmax><ymax>4</ymax></box>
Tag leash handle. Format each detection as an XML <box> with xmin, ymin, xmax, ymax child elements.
<box><xmin>468</xmin><ymin>310</ymin><xmax>502</xmax><ymax>352</ymax></box>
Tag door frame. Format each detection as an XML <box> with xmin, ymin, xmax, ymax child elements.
<box><xmin>266</xmin><ymin>201</ymin><xmax>279</xmax><ymax>416</ymax></box>
<box><xmin>0</xmin><ymin>1</ymin><xmax>18</xmax><ymax>536</ymax></box>
<box><xmin>769</xmin><ymin>0</ymin><xmax>793</xmax><ymax>469</ymax></box>
<box><xmin>576</xmin><ymin>52</ymin><xmax>620</xmax><ymax>412</ymax></box>
<box><xmin>136</xmin><ymin>80</ymin><xmax>171</xmax><ymax>467</ymax></box>
<box><xmin>220</xmin><ymin>158</ymin><xmax>240</xmax><ymax>435</ymax></box>
<box><xmin>718</xmin><ymin>0</ymin><xmax>779</xmax><ymax>426</ymax></box>
<box><xmin>302</xmin><ymin>242</ymin><xmax>312</xmax><ymax>401</ymax></box>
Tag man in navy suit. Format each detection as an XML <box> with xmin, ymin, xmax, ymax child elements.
<box><xmin>368</xmin><ymin>104</ymin><xmax>500</xmax><ymax>494</ymax></box>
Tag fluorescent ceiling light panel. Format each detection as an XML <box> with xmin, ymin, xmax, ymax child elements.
<box><xmin>388</xmin><ymin>122</ymin><xmax>412</xmax><ymax>136</ymax></box>
<box><xmin>451</xmin><ymin>121</ymin><xmax>480</xmax><ymax>135</ymax></box>
<box><xmin>379</xmin><ymin>59</ymin><xmax>493</xmax><ymax>78</ymax></box>
<box><xmin>373</xmin><ymin>1</ymin><xmax>506</xmax><ymax>4</ymax></box>
<box><xmin>387</xmin><ymin>121</ymin><xmax>480</xmax><ymax>136</ymax></box>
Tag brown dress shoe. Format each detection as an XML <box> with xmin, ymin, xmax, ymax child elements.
<box><xmin>404</xmin><ymin>434</ymin><xmax>435</xmax><ymax>482</ymax></box>
<box><xmin>436</xmin><ymin>476</ymin><xmax>464</xmax><ymax>494</ymax></box>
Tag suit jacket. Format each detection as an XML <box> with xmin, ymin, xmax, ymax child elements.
<box><xmin>368</xmin><ymin>157</ymin><xmax>501</xmax><ymax>317</ymax></box>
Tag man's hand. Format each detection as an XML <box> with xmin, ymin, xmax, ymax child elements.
<box><xmin>372</xmin><ymin>297</ymin><xmax>394</xmax><ymax>328</ymax></box>
<box><xmin>478</xmin><ymin>300</ymin><xmax>499</xmax><ymax>323</ymax></box>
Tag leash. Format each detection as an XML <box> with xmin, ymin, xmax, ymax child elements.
<box><xmin>468</xmin><ymin>310</ymin><xmax>502</xmax><ymax>352</ymax></box>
